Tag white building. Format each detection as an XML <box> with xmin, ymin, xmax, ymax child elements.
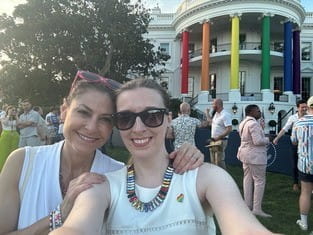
<box><xmin>146</xmin><ymin>0</ymin><xmax>313</xmax><ymax>133</ymax></box>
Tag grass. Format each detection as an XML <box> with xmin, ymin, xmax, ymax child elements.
<box><xmin>106</xmin><ymin>145</ymin><xmax>312</xmax><ymax>235</ymax></box>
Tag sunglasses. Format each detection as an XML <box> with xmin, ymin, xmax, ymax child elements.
<box><xmin>70</xmin><ymin>70</ymin><xmax>121</xmax><ymax>92</ymax></box>
<box><xmin>113</xmin><ymin>108</ymin><xmax>169</xmax><ymax>130</ymax></box>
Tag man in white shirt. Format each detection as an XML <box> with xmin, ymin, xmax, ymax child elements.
<box><xmin>206</xmin><ymin>98</ymin><xmax>232</xmax><ymax>169</ymax></box>
<box><xmin>17</xmin><ymin>99</ymin><xmax>41</xmax><ymax>147</ymax></box>
<box><xmin>273</xmin><ymin>99</ymin><xmax>307</xmax><ymax>191</ymax></box>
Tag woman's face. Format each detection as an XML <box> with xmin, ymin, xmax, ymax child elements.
<box><xmin>62</xmin><ymin>89</ymin><xmax>114</xmax><ymax>155</ymax></box>
<box><xmin>8</xmin><ymin>107</ymin><xmax>16</xmax><ymax>116</ymax></box>
<box><xmin>116</xmin><ymin>87</ymin><xmax>170</xmax><ymax>159</ymax></box>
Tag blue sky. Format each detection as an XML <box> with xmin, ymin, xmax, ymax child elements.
<box><xmin>145</xmin><ymin>0</ymin><xmax>313</xmax><ymax>13</ymax></box>
<box><xmin>1</xmin><ymin>0</ymin><xmax>313</xmax><ymax>15</ymax></box>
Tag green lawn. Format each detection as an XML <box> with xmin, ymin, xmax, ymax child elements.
<box><xmin>106</xmin><ymin>145</ymin><xmax>312</xmax><ymax>235</ymax></box>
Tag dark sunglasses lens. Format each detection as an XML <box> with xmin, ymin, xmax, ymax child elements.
<box><xmin>115</xmin><ymin>112</ymin><xmax>136</xmax><ymax>130</ymax></box>
<box><xmin>81</xmin><ymin>71</ymin><xmax>99</xmax><ymax>81</ymax></box>
<box><xmin>107</xmin><ymin>79</ymin><xmax>121</xmax><ymax>90</ymax></box>
<box><xmin>142</xmin><ymin>109</ymin><xmax>164</xmax><ymax>127</ymax></box>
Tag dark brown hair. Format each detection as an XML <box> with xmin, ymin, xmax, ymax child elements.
<box><xmin>116</xmin><ymin>78</ymin><xmax>170</xmax><ymax>109</ymax></box>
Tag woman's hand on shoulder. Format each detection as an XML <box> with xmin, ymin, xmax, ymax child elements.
<box><xmin>57</xmin><ymin>180</ymin><xmax>110</xmax><ymax>235</ymax></box>
<box><xmin>61</xmin><ymin>172</ymin><xmax>106</xmax><ymax>221</ymax></box>
<box><xmin>169</xmin><ymin>142</ymin><xmax>203</xmax><ymax>174</ymax></box>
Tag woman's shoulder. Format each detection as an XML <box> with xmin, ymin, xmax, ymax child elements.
<box><xmin>6</xmin><ymin>147</ymin><xmax>26</xmax><ymax>167</ymax></box>
<box><xmin>197</xmin><ymin>163</ymin><xmax>233</xmax><ymax>186</ymax></box>
<box><xmin>1</xmin><ymin>148</ymin><xmax>26</xmax><ymax>183</ymax></box>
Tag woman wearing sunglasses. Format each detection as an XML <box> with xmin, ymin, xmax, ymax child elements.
<box><xmin>0</xmin><ymin>71</ymin><xmax>203</xmax><ymax>234</ymax></box>
<box><xmin>52</xmin><ymin>79</ymin><xmax>273</xmax><ymax>235</ymax></box>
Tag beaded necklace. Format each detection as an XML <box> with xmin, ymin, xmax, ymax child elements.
<box><xmin>126</xmin><ymin>161</ymin><xmax>174</xmax><ymax>212</ymax></box>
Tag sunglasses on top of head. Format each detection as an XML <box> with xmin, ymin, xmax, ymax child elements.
<box><xmin>70</xmin><ymin>70</ymin><xmax>121</xmax><ymax>92</ymax></box>
<box><xmin>113</xmin><ymin>108</ymin><xmax>169</xmax><ymax>131</ymax></box>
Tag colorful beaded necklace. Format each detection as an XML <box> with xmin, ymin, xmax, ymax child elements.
<box><xmin>126</xmin><ymin>161</ymin><xmax>174</xmax><ymax>212</ymax></box>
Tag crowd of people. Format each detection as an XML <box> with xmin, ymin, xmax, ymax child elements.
<box><xmin>0</xmin><ymin>100</ymin><xmax>63</xmax><ymax>171</ymax></box>
<box><xmin>1</xmin><ymin>69</ymin><xmax>313</xmax><ymax>234</ymax></box>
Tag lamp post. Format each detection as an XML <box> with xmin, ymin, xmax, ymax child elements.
<box><xmin>232</xmin><ymin>102</ymin><xmax>238</xmax><ymax>114</ymax></box>
<box><xmin>268</xmin><ymin>102</ymin><xmax>275</xmax><ymax>114</ymax></box>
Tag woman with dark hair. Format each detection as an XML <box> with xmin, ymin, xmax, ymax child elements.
<box><xmin>237</xmin><ymin>104</ymin><xmax>271</xmax><ymax>217</ymax></box>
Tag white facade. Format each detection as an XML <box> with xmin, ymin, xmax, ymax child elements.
<box><xmin>146</xmin><ymin>0</ymin><xmax>313</xmax><ymax>133</ymax></box>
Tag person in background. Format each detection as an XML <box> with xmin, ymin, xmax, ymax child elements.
<box><xmin>168</xmin><ymin>102</ymin><xmax>201</xmax><ymax>150</ymax></box>
<box><xmin>273</xmin><ymin>99</ymin><xmax>307</xmax><ymax>192</ymax></box>
<box><xmin>17</xmin><ymin>99</ymin><xmax>41</xmax><ymax>147</ymax></box>
<box><xmin>206</xmin><ymin>99</ymin><xmax>232</xmax><ymax>169</ymax></box>
<box><xmin>51</xmin><ymin>78</ymin><xmax>274</xmax><ymax>235</ymax></box>
<box><xmin>0</xmin><ymin>71</ymin><xmax>203</xmax><ymax>234</ymax></box>
<box><xmin>57</xmin><ymin>101</ymin><xmax>66</xmax><ymax>141</ymax></box>
<box><xmin>291</xmin><ymin>96</ymin><xmax>313</xmax><ymax>231</ymax></box>
<box><xmin>237</xmin><ymin>104</ymin><xmax>271</xmax><ymax>218</ymax></box>
<box><xmin>165</xmin><ymin>111</ymin><xmax>175</xmax><ymax>153</ymax></box>
<box><xmin>45</xmin><ymin>106</ymin><xmax>60</xmax><ymax>144</ymax></box>
<box><xmin>0</xmin><ymin>103</ymin><xmax>8</xmax><ymax>136</ymax></box>
<box><xmin>33</xmin><ymin>106</ymin><xmax>49</xmax><ymax>145</ymax></box>
<box><xmin>0</xmin><ymin>103</ymin><xmax>7</xmax><ymax>119</ymax></box>
<box><xmin>0</xmin><ymin>105</ymin><xmax>19</xmax><ymax>171</ymax></box>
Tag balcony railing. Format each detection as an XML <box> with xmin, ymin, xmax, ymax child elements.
<box><xmin>208</xmin><ymin>92</ymin><xmax>229</xmax><ymax>101</ymax></box>
<box><xmin>189</xmin><ymin>41</ymin><xmax>284</xmax><ymax>58</ymax></box>
<box><xmin>241</xmin><ymin>93</ymin><xmax>263</xmax><ymax>101</ymax></box>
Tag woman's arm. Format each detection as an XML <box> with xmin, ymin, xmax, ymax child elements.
<box><xmin>51</xmin><ymin>181</ymin><xmax>111</xmax><ymax>235</ymax></box>
<box><xmin>197</xmin><ymin>164</ymin><xmax>273</xmax><ymax>235</ymax></box>
<box><xmin>0</xmin><ymin>148</ymin><xmax>51</xmax><ymax>235</ymax></box>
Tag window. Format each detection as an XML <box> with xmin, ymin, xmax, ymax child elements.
<box><xmin>210</xmin><ymin>38</ymin><xmax>217</xmax><ymax>53</ymax></box>
<box><xmin>188</xmin><ymin>77</ymin><xmax>195</xmax><ymax>97</ymax></box>
<box><xmin>273</xmin><ymin>41</ymin><xmax>283</xmax><ymax>52</ymax></box>
<box><xmin>274</xmin><ymin>77</ymin><xmax>283</xmax><ymax>91</ymax></box>
<box><xmin>239</xmin><ymin>34</ymin><xmax>246</xmax><ymax>49</ymax></box>
<box><xmin>188</xmin><ymin>43</ymin><xmax>195</xmax><ymax>58</ymax></box>
<box><xmin>239</xmin><ymin>71</ymin><xmax>246</xmax><ymax>95</ymax></box>
<box><xmin>160</xmin><ymin>43</ymin><xmax>170</xmax><ymax>55</ymax></box>
<box><xmin>302</xmin><ymin>77</ymin><xmax>311</xmax><ymax>101</ymax></box>
<box><xmin>274</xmin><ymin>77</ymin><xmax>283</xmax><ymax>101</ymax></box>
<box><xmin>301</xmin><ymin>42</ymin><xmax>311</xmax><ymax>61</ymax></box>
<box><xmin>188</xmin><ymin>43</ymin><xmax>195</xmax><ymax>53</ymax></box>
<box><xmin>209</xmin><ymin>73</ymin><xmax>216</xmax><ymax>98</ymax></box>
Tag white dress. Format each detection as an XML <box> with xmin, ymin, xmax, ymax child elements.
<box><xmin>105</xmin><ymin>167</ymin><xmax>216</xmax><ymax>235</ymax></box>
<box><xmin>17</xmin><ymin>140</ymin><xmax>124</xmax><ymax>229</ymax></box>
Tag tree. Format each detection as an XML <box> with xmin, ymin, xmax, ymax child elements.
<box><xmin>0</xmin><ymin>0</ymin><xmax>169</xmax><ymax>106</ymax></box>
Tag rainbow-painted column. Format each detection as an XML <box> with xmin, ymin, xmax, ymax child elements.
<box><xmin>284</xmin><ymin>21</ymin><xmax>293</xmax><ymax>92</ymax></box>
<box><xmin>293</xmin><ymin>30</ymin><xmax>300</xmax><ymax>95</ymax></box>
<box><xmin>230</xmin><ymin>16</ymin><xmax>239</xmax><ymax>90</ymax></box>
<box><xmin>201</xmin><ymin>21</ymin><xmax>210</xmax><ymax>91</ymax></box>
<box><xmin>261</xmin><ymin>15</ymin><xmax>270</xmax><ymax>90</ymax></box>
<box><xmin>181</xmin><ymin>30</ymin><xmax>189</xmax><ymax>94</ymax></box>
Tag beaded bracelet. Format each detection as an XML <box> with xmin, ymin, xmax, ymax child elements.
<box><xmin>49</xmin><ymin>204</ymin><xmax>63</xmax><ymax>231</ymax></box>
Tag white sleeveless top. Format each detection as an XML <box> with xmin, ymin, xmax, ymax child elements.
<box><xmin>17</xmin><ymin>141</ymin><xmax>124</xmax><ymax>229</ymax></box>
<box><xmin>105</xmin><ymin>167</ymin><xmax>216</xmax><ymax>235</ymax></box>
<box><xmin>1</xmin><ymin>118</ymin><xmax>17</xmax><ymax>131</ymax></box>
